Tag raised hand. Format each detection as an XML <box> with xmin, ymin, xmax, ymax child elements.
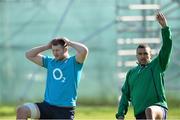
<box><xmin>62</xmin><ymin>37</ymin><xmax>71</xmax><ymax>46</ymax></box>
<box><xmin>47</xmin><ymin>41</ymin><xmax>52</xmax><ymax>49</ymax></box>
<box><xmin>156</xmin><ymin>12</ymin><xmax>168</xmax><ymax>28</ymax></box>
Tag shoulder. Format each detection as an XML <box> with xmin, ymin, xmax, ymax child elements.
<box><xmin>129</xmin><ymin>66</ymin><xmax>138</xmax><ymax>72</ymax></box>
<box><xmin>43</xmin><ymin>55</ymin><xmax>54</xmax><ymax>60</ymax></box>
<box><xmin>126</xmin><ymin>66</ymin><xmax>139</xmax><ymax>77</ymax></box>
<box><xmin>149</xmin><ymin>56</ymin><xmax>159</xmax><ymax>66</ymax></box>
<box><xmin>69</xmin><ymin>56</ymin><xmax>75</xmax><ymax>60</ymax></box>
<box><xmin>69</xmin><ymin>56</ymin><xmax>83</xmax><ymax>64</ymax></box>
<box><xmin>66</xmin><ymin>56</ymin><xmax>75</xmax><ymax>62</ymax></box>
<box><xmin>44</xmin><ymin>56</ymin><xmax>54</xmax><ymax>62</ymax></box>
<box><xmin>42</xmin><ymin>56</ymin><xmax>54</xmax><ymax>68</ymax></box>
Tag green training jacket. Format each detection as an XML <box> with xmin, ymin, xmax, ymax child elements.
<box><xmin>116</xmin><ymin>26</ymin><xmax>172</xmax><ymax>118</ymax></box>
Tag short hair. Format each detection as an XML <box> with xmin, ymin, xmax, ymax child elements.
<box><xmin>51</xmin><ymin>38</ymin><xmax>67</xmax><ymax>47</ymax></box>
<box><xmin>136</xmin><ymin>43</ymin><xmax>152</xmax><ymax>53</ymax></box>
<box><xmin>137</xmin><ymin>43</ymin><xmax>150</xmax><ymax>49</ymax></box>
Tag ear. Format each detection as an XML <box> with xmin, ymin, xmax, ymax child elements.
<box><xmin>136</xmin><ymin>51</ymin><xmax>138</xmax><ymax>59</ymax></box>
<box><xmin>149</xmin><ymin>50</ymin><xmax>152</xmax><ymax>59</ymax></box>
<box><xmin>150</xmin><ymin>53</ymin><xmax>152</xmax><ymax>59</ymax></box>
<box><xmin>64</xmin><ymin>47</ymin><xmax>68</xmax><ymax>52</ymax></box>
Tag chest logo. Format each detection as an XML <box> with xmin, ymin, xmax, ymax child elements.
<box><xmin>53</xmin><ymin>68</ymin><xmax>66</xmax><ymax>82</ymax></box>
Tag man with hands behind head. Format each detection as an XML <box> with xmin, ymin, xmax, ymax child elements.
<box><xmin>16</xmin><ymin>37</ymin><xmax>88</xmax><ymax>120</ymax></box>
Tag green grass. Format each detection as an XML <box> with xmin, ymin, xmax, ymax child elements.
<box><xmin>0</xmin><ymin>105</ymin><xmax>179</xmax><ymax>119</ymax></box>
<box><xmin>75</xmin><ymin>106</ymin><xmax>134</xmax><ymax>120</ymax></box>
<box><xmin>0</xmin><ymin>106</ymin><xmax>16</xmax><ymax>119</ymax></box>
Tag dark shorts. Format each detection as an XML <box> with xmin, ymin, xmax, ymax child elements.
<box><xmin>135</xmin><ymin>110</ymin><xmax>146</xmax><ymax>119</ymax></box>
<box><xmin>135</xmin><ymin>106</ymin><xmax>167</xmax><ymax>120</ymax></box>
<box><xmin>36</xmin><ymin>101</ymin><xmax>75</xmax><ymax>119</ymax></box>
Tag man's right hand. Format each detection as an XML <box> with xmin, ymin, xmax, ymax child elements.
<box><xmin>116</xmin><ymin>116</ymin><xmax>124</xmax><ymax>120</ymax></box>
<box><xmin>47</xmin><ymin>41</ymin><xmax>52</xmax><ymax>49</ymax></box>
<box><xmin>117</xmin><ymin>117</ymin><xmax>124</xmax><ymax>120</ymax></box>
<box><xmin>156</xmin><ymin>12</ymin><xmax>168</xmax><ymax>28</ymax></box>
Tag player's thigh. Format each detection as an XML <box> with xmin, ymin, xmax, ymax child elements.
<box><xmin>146</xmin><ymin>105</ymin><xmax>167</xmax><ymax>119</ymax></box>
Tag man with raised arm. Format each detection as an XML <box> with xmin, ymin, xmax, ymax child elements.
<box><xmin>116</xmin><ymin>12</ymin><xmax>172</xmax><ymax>120</ymax></box>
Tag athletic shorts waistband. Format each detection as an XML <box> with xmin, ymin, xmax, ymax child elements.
<box><xmin>43</xmin><ymin>101</ymin><xmax>75</xmax><ymax>110</ymax></box>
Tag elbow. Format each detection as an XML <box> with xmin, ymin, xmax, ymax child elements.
<box><xmin>83</xmin><ymin>46</ymin><xmax>89</xmax><ymax>56</ymax></box>
<box><xmin>81</xmin><ymin>46</ymin><xmax>89</xmax><ymax>57</ymax></box>
<box><xmin>25</xmin><ymin>51</ymin><xmax>31</xmax><ymax>59</ymax></box>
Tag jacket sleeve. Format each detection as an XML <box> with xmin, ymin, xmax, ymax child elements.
<box><xmin>116</xmin><ymin>71</ymin><xmax>131</xmax><ymax>118</ymax></box>
<box><xmin>158</xmin><ymin>26</ymin><xmax>172</xmax><ymax>72</ymax></box>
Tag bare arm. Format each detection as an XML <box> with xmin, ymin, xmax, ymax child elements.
<box><xmin>156</xmin><ymin>12</ymin><xmax>167</xmax><ymax>28</ymax></box>
<box><xmin>25</xmin><ymin>43</ymin><xmax>51</xmax><ymax>66</ymax></box>
<box><xmin>63</xmin><ymin>37</ymin><xmax>88</xmax><ymax>63</ymax></box>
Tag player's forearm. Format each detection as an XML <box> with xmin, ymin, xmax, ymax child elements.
<box><xmin>25</xmin><ymin>45</ymin><xmax>50</xmax><ymax>58</ymax></box>
<box><xmin>158</xmin><ymin>27</ymin><xmax>172</xmax><ymax>71</ymax></box>
<box><xmin>160</xmin><ymin>27</ymin><xmax>172</xmax><ymax>56</ymax></box>
<box><xmin>116</xmin><ymin>94</ymin><xmax>129</xmax><ymax>119</ymax></box>
<box><xmin>68</xmin><ymin>41</ymin><xmax>88</xmax><ymax>56</ymax></box>
<box><xmin>161</xmin><ymin>26</ymin><xmax>172</xmax><ymax>42</ymax></box>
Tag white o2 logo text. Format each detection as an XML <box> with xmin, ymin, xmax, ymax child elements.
<box><xmin>53</xmin><ymin>68</ymin><xmax>66</xmax><ymax>82</ymax></box>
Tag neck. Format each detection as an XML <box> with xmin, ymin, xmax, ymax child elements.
<box><xmin>136</xmin><ymin>62</ymin><xmax>147</xmax><ymax>66</ymax></box>
<box><xmin>58</xmin><ymin>54</ymin><xmax>69</xmax><ymax>61</ymax></box>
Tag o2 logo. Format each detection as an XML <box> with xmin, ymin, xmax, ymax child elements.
<box><xmin>52</xmin><ymin>68</ymin><xmax>66</xmax><ymax>82</ymax></box>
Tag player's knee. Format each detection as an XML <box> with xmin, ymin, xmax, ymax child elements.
<box><xmin>23</xmin><ymin>103</ymin><xmax>40</xmax><ymax>119</ymax></box>
<box><xmin>16</xmin><ymin>106</ymin><xmax>30</xmax><ymax>118</ymax></box>
<box><xmin>145</xmin><ymin>107</ymin><xmax>153</xmax><ymax>114</ymax></box>
<box><xmin>145</xmin><ymin>107</ymin><xmax>154</xmax><ymax>119</ymax></box>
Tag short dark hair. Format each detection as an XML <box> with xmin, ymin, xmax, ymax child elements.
<box><xmin>136</xmin><ymin>43</ymin><xmax>152</xmax><ymax>54</ymax></box>
<box><xmin>51</xmin><ymin>38</ymin><xmax>67</xmax><ymax>47</ymax></box>
<box><xmin>137</xmin><ymin>44</ymin><xmax>150</xmax><ymax>49</ymax></box>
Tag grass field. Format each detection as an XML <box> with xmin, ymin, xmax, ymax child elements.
<box><xmin>0</xmin><ymin>105</ymin><xmax>180</xmax><ymax>119</ymax></box>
